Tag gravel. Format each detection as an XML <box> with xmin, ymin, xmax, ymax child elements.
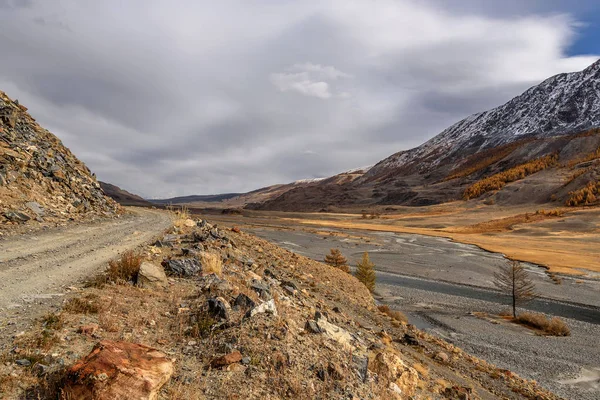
<box><xmin>379</xmin><ymin>284</ymin><xmax>600</xmax><ymax>400</ymax></box>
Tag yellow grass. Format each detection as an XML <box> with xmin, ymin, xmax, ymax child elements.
<box><xmin>279</xmin><ymin>207</ymin><xmax>600</xmax><ymax>275</ymax></box>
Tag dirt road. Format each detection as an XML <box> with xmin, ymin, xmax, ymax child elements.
<box><xmin>0</xmin><ymin>208</ymin><xmax>171</xmax><ymax>349</ymax></box>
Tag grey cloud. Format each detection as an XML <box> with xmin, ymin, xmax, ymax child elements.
<box><xmin>0</xmin><ymin>0</ymin><xmax>597</xmax><ymax>197</ymax></box>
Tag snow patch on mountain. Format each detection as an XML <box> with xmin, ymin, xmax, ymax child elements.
<box><xmin>368</xmin><ymin>59</ymin><xmax>600</xmax><ymax>176</ymax></box>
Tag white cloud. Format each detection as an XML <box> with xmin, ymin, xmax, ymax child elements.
<box><xmin>270</xmin><ymin>72</ymin><xmax>332</xmax><ymax>99</ymax></box>
<box><xmin>270</xmin><ymin>63</ymin><xmax>352</xmax><ymax>99</ymax></box>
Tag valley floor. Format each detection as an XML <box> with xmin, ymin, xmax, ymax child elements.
<box><xmin>205</xmin><ymin>203</ymin><xmax>600</xmax><ymax>276</ymax></box>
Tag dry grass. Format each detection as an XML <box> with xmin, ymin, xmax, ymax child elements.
<box><xmin>64</xmin><ymin>294</ymin><xmax>100</xmax><ymax>314</ymax></box>
<box><xmin>200</xmin><ymin>251</ymin><xmax>222</xmax><ymax>276</ymax></box>
<box><xmin>169</xmin><ymin>205</ymin><xmax>191</xmax><ymax>228</ymax></box>
<box><xmin>378</xmin><ymin>304</ymin><xmax>408</xmax><ymax>324</ymax></box>
<box><xmin>514</xmin><ymin>312</ymin><xmax>571</xmax><ymax>336</ymax></box>
<box><xmin>106</xmin><ymin>250</ymin><xmax>143</xmax><ymax>284</ymax></box>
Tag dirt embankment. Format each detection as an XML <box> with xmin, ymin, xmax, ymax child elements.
<box><xmin>0</xmin><ymin>216</ymin><xmax>561</xmax><ymax>399</ymax></box>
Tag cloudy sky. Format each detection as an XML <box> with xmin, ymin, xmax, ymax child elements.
<box><xmin>1</xmin><ymin>0</ymin><xmax>599</xmax><ymax>198</ymax></box>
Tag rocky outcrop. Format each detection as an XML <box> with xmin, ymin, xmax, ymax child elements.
<box><xmin>62</xmin><ymin>341</ymin><xmax>174</xmax><ymax>400</ymax></box>
<box><xmin>0</xmin><ymin>91</ymin><xmax>120</xmax><ymax>230</ymax></box>
<box><xmin>137</xmin><ymin>262</ymin><xmax>168</xmax><ymax>289</ymax></box>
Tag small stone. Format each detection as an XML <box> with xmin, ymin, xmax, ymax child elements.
<box><xmin>305</xmin><ymin>320</ymin><xmax>322</xmax><ymax>333</ymax></box>
<box><xmin>251</xmin><ymin>281</ymin><xmax>271</xmax><ymax>300</ymax></box>
<box><xmin>231</xmin><ymin>226</ymin><xmax>241</xmax><ymax>233</ymax></box>
<box><xmin>210</xmin><ymin>351</ymin><xmax>242</xmax><ymax>369</ymax></box>
<box><xmin>15</xmin><ymin>359</ymin><xmax>31</xmax><ymax>367</ymax></box>
<box><xmin>241</xmin><ymin>356</ymin><xmax>251</xmax><ymax>365</ymax></box>
<box><xmin>245</xmin><ymin>299</ymin><xmax>278</xmax><ymax>318</ymax></box>
<box><xmin>435</xmin><ymin>351</ymin><xmax>449</xmax><ymax>363</ymax></box>
<box><xmin>77</xmin><ymin>323</ymin><xmax>99</xmax><ymax>336</ymax></box>
<box><xmin>233</xmin><ymin>293</ymin><xmax>256</xmax><ymax>310</ymax></box>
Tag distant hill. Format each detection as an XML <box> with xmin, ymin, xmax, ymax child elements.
<box><xmin>150</xmin><ymin>193</ymin><xmax>243</xmax><ymax>205</ymax></box>
<box><xmin>0</xmin><ymin>91</ymin><xmax>120</xmax><ymax>228</ymax></box>
<box><xmin>100</xmin><ymin>182</ymin><xmax>153</xmax><ymax>207</ymax></box>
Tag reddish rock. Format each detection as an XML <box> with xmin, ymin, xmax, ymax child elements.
<box><xmin>62</xmin><ymin>340</ymin><xmax>173</xmax><ymax>400</ymax></box>
<box><xmin>210</xmin><ymin>350</ymin><xmax>242</xmax><ymax>369</ymax></box>
<box><xmin>232</xmin><ymin>226</ymin><xmax>241</xmax><ymax>233</ymax></box>
<box><xmin>77</xmin><ymin>323</ymin><xmax>99</xmax><ymax>336</ymax></box>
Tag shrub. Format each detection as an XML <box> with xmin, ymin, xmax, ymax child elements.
<box><xmin>324</xmin><ymin>248</ymin><xmax>350</xmax><ymax>273</ymax></box>
<box><xmin>547</xmin><ymin>317</ymin><xmax>571</xmax><ymax>336</ymax></box>
<box><xmin>566</xmin><ymin>180</ymin><xmax>600</xmax><ymax>206</ymax></box>
<box><xmin>106</xmin><ymin>250</ymin><xmax>143</xmax><ymax>283</ymax></box>
<box><xmin>64</xmin><ymin>294</ymin><xmax>100</xmax><ymax>314</ymax></box>
<box><xmin>444</xmin><ymin>140</ymin><xmax>528</xmax><ymax>181</ymax></box>
<box><xmin>42</xmin><ymin>313</ymin><xmax>63</xmax><ymax>330</ymax></box>
<box><xmin>463</xmin><ymin>153</ymin><xmax>558</xmax><ymax>200</ymax></box>
<box><xmin>514</xmin><ymin>312</ymin><xmax>570</xmax><ymax>336</ymax></box>
<box><xmin>377</xmin><ymin>305</ymin><xmax>408</xmax><ymax>323</ymax></box>
<box><xmin>200</xmin><ymin>251</ymin><xmax>222</xmax><ymax>276</ymax></box>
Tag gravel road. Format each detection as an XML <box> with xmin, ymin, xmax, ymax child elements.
<box><xmin>0</xmin><ymin>208</ymin><xmax>172</xmax><ymax>350</ymax></box>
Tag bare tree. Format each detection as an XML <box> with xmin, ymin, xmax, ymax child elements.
<box><xmin>494</xmin><ymin>261</ymin><xmax>536</xmax><ymax>318</ymax></box>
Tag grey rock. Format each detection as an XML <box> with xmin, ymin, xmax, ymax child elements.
<box><xmin>233</xmin><ymin>293</ymin><xmax>256</xmax><ymax>310</ymax></box>
<box><xmin>305</xmin><ymin>320</ymin><xmax>322</xmax><ymax>333</ymax></box>
<box><xmin>251</xmin><ymin>281</ymin><xmax>271</xmax><ymax>300</ymax></box>
<box><xmin>208</xmin><ymin>297</ymin><xmax>231</xmax><ymax>320</ymax></box>
<box><xmin>162</xmin><ymin>258</ymin><xmax>202</xmax><ymax>277</ymax></box>
<box><xmin>25</xmin><ymin>201</ymin><xmax>44</xmax><ymax>217</ymax></box>
<box><xmin>352</xmin><ymin>355</ymin><xmax>369</xmax><ymax>382</ymax></box>
<box><xmin>241</xmin><ymin>356</ymin><xmax>251</xmax><ymax>365</ymax></box>
<box><xmin>15</xmin><ymin>359</ymin><xmax>31</xmax><ymax>367</ymax></box>
<box><xmin>3</xmin><ymin>210</ymin><xmax>30</xmax><ymax>223</ymax></box>
<box><xmin>210</xmin><ymin>228</ymin><xmax>221</xmax><ymax>239</ymax></box>
<box><xmin>281</xmin><ymin>280</ymin><xmax>298</xmax><ymax>290</ymax></box>
<box><xmin>283</xmin><ymin>286</ymin><xmax>297</xmax><ymax>296</ymax></box>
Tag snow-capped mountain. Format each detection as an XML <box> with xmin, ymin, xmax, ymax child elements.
<box><xmin>367</xmin><ymin>59</ymin><xmax>600</xmax><ymax>177</ymax></box>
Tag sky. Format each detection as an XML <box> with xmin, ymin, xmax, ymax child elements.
<box><xmin>0</xmin><ymin>0</ymin><xmax>599</xmax><ymax>198</ymax></box>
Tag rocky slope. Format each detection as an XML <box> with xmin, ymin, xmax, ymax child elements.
<box><xmin>365</xmin><ymin>59</ymin><xmax>600</xmax><ymax>178</ymax></box>
<box><xmin>0</xmin><ymin>91</ymin><xmax>120</xmax><ymax>232</ymax></box>
<box><xmin>0</xmin><ymin>218</ymin><xmax>561</xmax><ymax>399</ymax></box>
<box><xmin>100</xmin><ymin>181</ymin><xmax>153</xmax><ymax>207</ymax></box>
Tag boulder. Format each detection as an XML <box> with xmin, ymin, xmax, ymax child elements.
<box><xmin>250</xmin><ymin>281</ymin><xmax>271</xmax><ymax>300</ymax></box>
<box><xmin>245</xmin><ymin>299</ymin><xmax>278</xmax><ymax>318</ymax></box>
<box><xmin>208</xmin><ymin>297</ymin><xmax>231</xmax><ymax>320</ymax></box>
<box><xmin>314</xmin><ymin>314</ymin><xmax>355</xmax><ymax>351</ymax></box>
<box><xmin>138</xmin><ymin>262</ymin><xmax>168</xmax><ymax>288</ymax></box>
<box><xmin>371</xmin><ymin>351</ymin><xmax>419</xmax><ymax>397</ymax></box>
<box><xmin>3</xmin><ymin>210</ymin><xmax>30</xmax><ymax>223</ymax></box>
<box><xmin>162</xmin><ymin>258</ymin><xmax>202</xmax><ymax>277</ymax></box>
<box><xmin>233</xmin><ymin>293</ymin><xmax>256</xmax><ymax>310</ymax></box>
<box><xmin>25</xmin><ymin>201</ymin><xmax>44</xmax><ymax>217</ymax></box>
<box><xmin>62</xmin><ymin>341</ymin><xmax>174</xmax><ymax>400</ymax></box>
